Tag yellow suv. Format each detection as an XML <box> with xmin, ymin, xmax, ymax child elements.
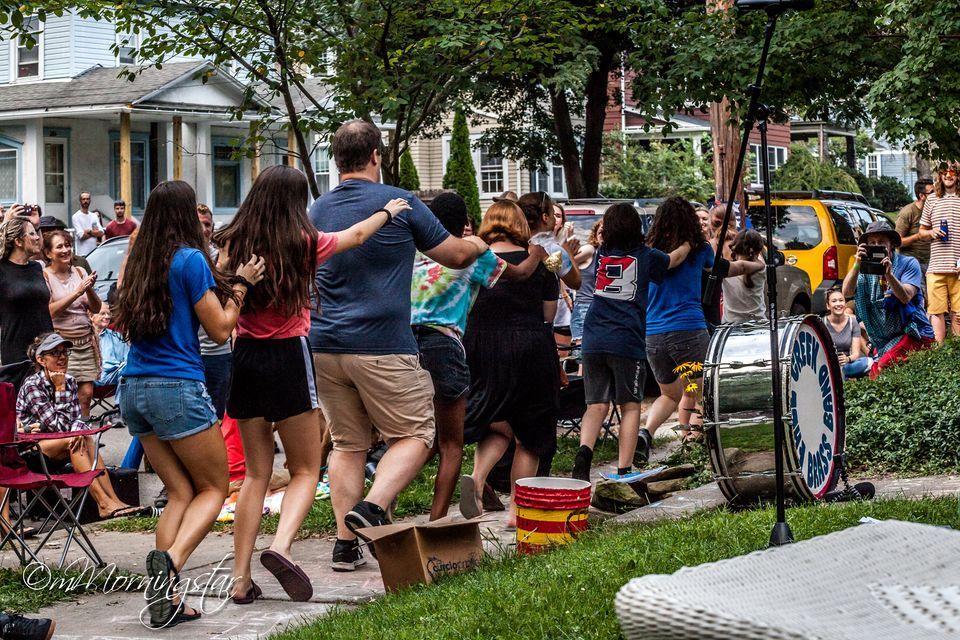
<box><xmin>745</xmin><ymin>190</ymin><xmax>895</xmax><ymax>313</ymax></box>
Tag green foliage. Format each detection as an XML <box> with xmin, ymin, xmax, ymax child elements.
<box><xmin>276</xmin><ymin>498</ymin><xmax>960</xmax><ymax>640</ymax></box>
<box><xmin>442</xmin><ymin>109</ymin><xmax>482</xmax><ymax>224</ymax></box>
<box><xmin>600</xmin><ymin>135</ymin><xmax>713</xmax><ymax>201</ymax></box>
<box><xmin>843</xmin><ymin>169</ymin><xmax>913</xmax><ymax>211</ymax></box>
<box><xmin>772</xmin><ymin>145</ymin><xmax>861</xmax><ymax>192</ymax></box>
<box><xmin>845</xmin><ymin>339</ymin><xmax>960</xmax><ymax>474</ymax></box>
<box><xmin>0</xmin><ymin>566</ymin><xmax>140</xmax><ymax>614</ymax></box>
<box><xmin>398</xmin><ymin>149</ymin><xmax>421</xmax><ymax>191</ymax></box>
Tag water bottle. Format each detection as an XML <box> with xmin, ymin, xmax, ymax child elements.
<box><xmin>941</xmin><ymin>219</ymin><xmax>949</xmax><ymax>242</ymax></box>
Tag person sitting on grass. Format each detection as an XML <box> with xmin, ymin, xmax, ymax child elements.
<box><xmin>15</xmin><ymin>332</ymin><xmax>141</xmax><ymax>519</ymax></box>
<box><xmin>823</xmin><ymin>289</ymin><xmax>873</xmax><ymax>379</ymax></box>
<box><xmin>841</xmin><ymin>221</ymin><xmax>933</xmax><ymax>378</ymax></box>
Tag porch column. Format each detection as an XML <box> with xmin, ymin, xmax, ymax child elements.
<box><xmin>195</xmin><ymin>122</ymin><xmax>212</xmax><ymax>205</ymax></box>
<box><xmin>119</xmin><ymin>112</ymin><xmax>132</xmax><ymax>206</ymax></box>
<box><xmin>845</xmin><ymin>135</ymin><xmax>856</xmax><ymax>169</ymax></box>
<box><xmin>287</xmin><ymin>128</ymin><xmax>296</xmax><ymax>167</ymax></box>
<box><xmin>817</xmin><ymin>124</ymin><xmax>827</xmax><ymax>162</ymax></box>
<box><xmin>250</xmin><ymin>121</ymin><xmax>260</xmax><ymax>181</ymax></box>
<box><xmin>22</xmin><ymin>118</ymin><xmax>43</xmax><ymax>207</ymax></box>
<box><xmin>172</xmin><ymin>116</ymin><xmax>183</xmax><ymax>180</ymax></box>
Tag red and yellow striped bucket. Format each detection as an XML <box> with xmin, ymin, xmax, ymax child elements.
<box><xmin>514</xmin><ymin>477</ymin><xmax>591</xmax><ymax>554</ymax></box>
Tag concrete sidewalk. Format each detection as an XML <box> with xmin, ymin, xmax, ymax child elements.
<box><xmin>11</xmin><ymin>420</ymin><xmax>960</xmax><ymax>639</ymax></box>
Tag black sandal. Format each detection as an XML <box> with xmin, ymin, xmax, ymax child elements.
<box><xmin>145</xmin><ymin>550</ymin><xmax>176</xmax><ymax>628</ymax></box>
<box><xmin>231</xmin><ymin>580</ymin><xmax>263</xmax><ymax>605</ymax></box>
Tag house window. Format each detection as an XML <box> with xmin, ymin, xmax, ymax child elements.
<box><xmin>16</xmin><ymin>16</ymin><xmax>42</xmax><ymax>79</ymax></box>
<box><xmin>866</xmin><ymin>154</ymin><xmax>880</xmax><ymax>178</ymax></box>
<box><xmin>530</xmin><ymin>163</ymin><xmax>566</xmax><ymax>196</ymax></box>
<box><xmin>110</xmin><ymin>132</ymin><xmax>150</xmax><ymax>212</ymax></box>
<box><xmin>750</xmin><ymin>144</ymin><xmax>787</xmax><ymax>184</ymax></box>
<box><xmin>479</xmin><ymin>147</ymin><xmax>504</xmax><ymax>195</ymax></box>
<box><xmin>43</xmin><ymin>142</ymin><xmax>66</xmax><ymax>204</ymax></box>
<box><xmin>0</xmin><ymin>141</ymin><xmax>21</xmax><ymax>203</ymax></box>
<box><xmin>116</xmin><ymin>30</ymin><xmax>138</xmax><ymax>65</ymax></box>
<box><xmin>314</xmin><ymin>145</ymin><xmax>333</xmax><ymax>194</ymax></box>
<box><xmin>212</xmin><ymin>139</ymin><xmax>242</xmax><ymax>210</ymax></box>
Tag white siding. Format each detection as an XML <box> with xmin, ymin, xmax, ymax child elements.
<box><xmin>42</xmin><ymin>14</ymin><xmax>72</xmax><ymax>79</ymax></box>
<box><xmin>0</xmin><ymin>36</ymin><xmax>8</xmax><ymax>82</ymax></box>
<box><xmin>71</xmin><ymin>16</ymin><xmax>117</xmax><ymax>73</ymax></box>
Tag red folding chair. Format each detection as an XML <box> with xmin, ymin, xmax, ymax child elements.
<box><xmin>0</xmin><ymin>382</ymin><xmax>111</xmax><ymax>568</ymax></box>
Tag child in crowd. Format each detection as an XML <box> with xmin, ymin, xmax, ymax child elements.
<box><xmin>573</xmin><ymin>203</ymin><xmax>691</xmax><ymax>481</ymax></box>
<box><xmin>722</xmin><ymin>229</ymin><xmax>766</xmax><ymax>324</ymax></box>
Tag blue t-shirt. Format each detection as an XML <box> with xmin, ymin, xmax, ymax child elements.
<box><xmin>647</xmin><ymin>243</ymin><xmax>715</xmax><ymax>336</ymax></box>
<box><xmin>581</xmin><ymin>245</ymin><xmax>670</xmax><ymax>360</ymax></box>
<box><xmin>309</xmin><ymin>179</ymin><xmax>449</xmax><ymax>354</ymax></box>
<box><xmin>123</xmin><ymin>248</ymin><xmax>215</xmax><ymax>382</ymax></box>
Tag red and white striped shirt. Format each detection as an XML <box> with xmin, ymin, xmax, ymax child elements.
<box><xmin>920</xmin><ymin>193</ymin><xmax>960</xmax><ymax>274</ymax></box>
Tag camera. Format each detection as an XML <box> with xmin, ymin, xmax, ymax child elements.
<box><xmin>15</xmin><ymin>204</ymin><xmax>35</xmax><ymax>217</ymax></box>
<box><xmin>860</xmin><ymin>244</ymin><xmax>887</xmax><ymax>276</ymax></box>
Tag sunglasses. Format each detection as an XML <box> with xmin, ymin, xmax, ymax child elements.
<box><xmin>944</xmin><ymin>171</ymin><xmax>957</xmax><ymax>178</ymax></box>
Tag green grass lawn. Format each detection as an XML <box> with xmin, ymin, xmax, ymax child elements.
<box><xmin>0</xmin><ymin>566</ymin><xmax>140</xmax><ymax>613</ymax></box>
<box><xmin>275</xmin><ymin>497</ymin><xmax>960</xmax><ymax>640</ymax></box>
<box><xmin>101</xmin><ymin>436</ymin><xmax>620</xmax><ymax>537</ymax></box>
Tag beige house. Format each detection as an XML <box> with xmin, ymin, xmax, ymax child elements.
<box><xmin>405</xmin><ymin>109</ymin><xmax>569</xmax><ymax>211</ymax></box>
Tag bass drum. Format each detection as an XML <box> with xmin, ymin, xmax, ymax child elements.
<box><xmin>703</xmin><ymin>315</ymin><xmax>845</xmax><ymax>505</ymax></box>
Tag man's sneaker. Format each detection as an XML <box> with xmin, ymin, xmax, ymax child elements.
<box><xmin>154</xmin><ymin>487</ymin><xmax>168</xmax><ymax>509</ymax></box>
<box><xmin>0</xmin><ymin>613</ymin><xmax>55</xmax><ymax>640</ymax></box>
<box><xmin>344</xmin><ymin>500</ymin><xmax>391</xmax><ymax>559</ymax></box>
<box><xmin>331</xmin><ymin>538</ymin><xmax>367</xmax><ymax>572</ymax></box>
<box><xmin>572</xmin><ymin>445</ymin><xmax>593</xmax><ymax>482</ymax></box>
<box><xmin>633</xmin><ymin>430</ymin><xmax>653</xmax><ymax>467</ymax></box>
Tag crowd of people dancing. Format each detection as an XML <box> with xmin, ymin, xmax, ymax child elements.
<box><xmin>1</xmin><ymin>117</ymin><xmax>955</xmax><ymax>629</ymax></box>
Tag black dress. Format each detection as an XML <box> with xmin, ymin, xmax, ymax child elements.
<box><xmin>464</xmin><ymin>250</ymin><xmax>561</xmax><ymax>456</ymax></box>
<box><xmin>0</xmin><ymin>260</ymin><xmax>53</xmax><ymax>365</ymax></box>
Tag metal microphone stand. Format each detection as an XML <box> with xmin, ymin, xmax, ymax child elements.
<box><xmin>702</xmin><ymin>8</ymin><xmax>793</xmax><ymax>546</ymax></box>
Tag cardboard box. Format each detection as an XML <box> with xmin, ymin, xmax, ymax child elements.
<box><xmin>357</xmin><ymin>517</ymin><xmax>486</xmax><ymax>592</ymax></box>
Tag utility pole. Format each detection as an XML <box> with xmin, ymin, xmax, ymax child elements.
<box><xmin>708</xmin><ymin>0</ymin><xmax>745</xmax><ymax>209</ymax></box>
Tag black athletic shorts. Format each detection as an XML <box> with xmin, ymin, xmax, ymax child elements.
<box><xmin>227</xmin><ymin>336</ymin><xmax>319</xmax><ymax>422</ymax></box>
<box><xmin>582</xmin><ymin>352</ymin><xmax>646</xmax><ymax>405</ymax></box>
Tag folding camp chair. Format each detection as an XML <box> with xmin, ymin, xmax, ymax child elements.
<box><xmin>89</xmin><ymin>383</ymin><xmax>120</xmax><ymax>424</ymax></box>
<box><xmin>558</xmin><ymin>375</ymin><xmax>619</xmax><ymax>442</ymax></box>
<box><xmin>0</xmin><ymin>382</ymin><xmax>111</xmax><ymax>568</ymax></box>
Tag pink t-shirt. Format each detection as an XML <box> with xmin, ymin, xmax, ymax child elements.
<box><xmin>236</xmin><ymin>232</ymin><xmax>338</xmax><ymax>339</ymax></box>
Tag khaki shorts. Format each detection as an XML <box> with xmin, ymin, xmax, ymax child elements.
<box><xmin>67</xmin><ymin>338</ymin><xmax>100</xmax><ymax>383</ymax></box>
<box><xmin>312</xmin><ymin>352</ymin><xmax>435</xmax><ymax>452</ymax></box>
<box><xmin>926</xmin><ymin>272</ymin><xmax>960</xmax><ymax>315</ymax></box>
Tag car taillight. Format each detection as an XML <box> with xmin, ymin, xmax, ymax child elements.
<box><xmin>823</xmin><ymin>246</ymin><xmax>839</xmax><ymax>280</ymax></box>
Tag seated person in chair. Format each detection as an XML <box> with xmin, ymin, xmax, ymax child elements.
<box><xmin>15</xmin><ymin>332</ymin><xmax>140</xmax><ymax>519</ymax></box>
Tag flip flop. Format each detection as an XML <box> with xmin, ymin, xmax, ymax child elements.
<box><xmin>104</xmin><ymin>506</ymin><xmax>146</xmax><ymax>520</ymax></box>
<box><xmin>145</xmin><ymin>550</ymin><xmax>175</xmax><ymax>628</ymax></box>
<box><xmin>260</xmin><ymin>550</ymin><xmax>313</xmax><ymax>602</ymax></box>
<box><xmin>231</xmin><ymin>580</ymin><xmax>263</xmax><ymax>605</ymax></box>
<box><xmin>459</xmin><ymin>475</ymin><xmax>482</xmax><ymax>519</ymax></box>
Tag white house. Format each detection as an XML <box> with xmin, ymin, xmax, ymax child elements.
<box><xmin>0</xmin><ymin>11</ymin><xmax>285</xmax><ymax>225</ymax></box>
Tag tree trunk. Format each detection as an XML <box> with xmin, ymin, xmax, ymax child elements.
<box><xmin>551</xmin><ymin>89</ymin><xmax>587</xmax><ymax>198</ymax></box>
<box><xmin>707</xmin><ymin>0</ymin><xmax>744</xmax><ymax>208</ymax></box>
<box><xmin>277</xmin><ymin>79</ymin><xmax>320</xmax><ymax>198</ymax></box>
<box><xmin>580</xmin><ymin>50</ymin><xmax>615</xmax><ymax>198</ymax></box>
<box><xmin>710</xmin><ymin>96</ymin><xmax>744</xmax><ymax>206</ymax></box>
<box><xmin>382</xmin><ymin>129</ymin><xmax>400</xmax><ymax>186</ymax></box>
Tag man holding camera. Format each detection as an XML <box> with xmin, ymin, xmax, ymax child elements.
<box><xmin>842</xmin><ymin>221</ymin><xmax>933</xmax><ymax>378</ymax></box>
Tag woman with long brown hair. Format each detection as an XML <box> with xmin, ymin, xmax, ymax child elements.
<box><xmin>643</xmin><ymin>197</ymin><xmax>714</xmax><ymax>449</ymax></box>
<box><xmin>459</xmin><ymin>201</ymin><xmax>560</xmax><ymax>527</ymax></box>
<box><xmin>42</xmin><ymin>230</ymin><xmax>102</xmax><ymax>417</ymax></box>
<box><xmin>215</xmin><ymin>164</ymin><xmax>410</xmax><ymax>603</ymax></box>
<box><xmin>114</xmin><ymin>180</ymin><xmax>265</xmax><ymax>629</ymax></box>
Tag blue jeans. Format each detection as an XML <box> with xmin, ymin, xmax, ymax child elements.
<box><xmin>842</xmin><ymin>356</ymin><xmax>872</xmax><ymax>379</ymax></box>
<box><xmin>119</xmin><ymin>376</ymin><xmax>217</xmax><ymax>441</ymax></box>
<box><xmin>570</xmin><ymin>299</ymin><xmax>591</xmax><ymax>341</ymax></box>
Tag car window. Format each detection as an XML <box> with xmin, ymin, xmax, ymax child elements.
<box><xmin>748</xmin><ymin>205</ymin><xmax>822</xmax><ymax>251</ymax></box>
<box><xmin>567</xmin><ymin>215</ymin><xmax>603</xmax><ymax>243</ymax></box>
<box><xmin>850</xmin><ymin>206</ymin><xmax>876</xmax><ymax>233</ymax></box>
<box><xmin>827</xmin><ymin>205</ymin><xmax>858</xmax><ymax>244</ymax></box>
<box><xmin>85</xmin><ymin>239</ymin><xmax>128</xmax><ymax>284</ymax></box>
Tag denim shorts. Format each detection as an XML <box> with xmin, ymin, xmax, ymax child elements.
<box><xmin>646</xmin><ymin>329</ymin><xmax>710</xmax><ymax>385</ymax></box>
<box><xmin>570</xmin><ymin>300</ymin><xmax>591</xmax><ymax>341</ymax></box>
<box><xmin>119</xmin><ymin>376</ymin><xmax>218</xmax><ymax>441</ymax></box>
<box><xmin>413</xmin><ymin>325</ymin><xmax>470</xmax><ymax>401</ymax></box>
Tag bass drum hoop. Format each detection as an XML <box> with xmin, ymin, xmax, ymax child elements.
<box><xmin>704</xmin><ymin>315</ymin><xmax>844</xmax><ymax>504</ymax></box>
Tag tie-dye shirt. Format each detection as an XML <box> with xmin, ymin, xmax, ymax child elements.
<box><xmin>411</xmin><ymin>249</ymin><xmax>507</xmax><ymax>340</ymax></box>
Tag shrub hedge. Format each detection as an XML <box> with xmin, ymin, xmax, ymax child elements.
<box><xmin>844</xmin><ymin>339</ymin><xmax>960</xmax><ymax>474</ymax></box>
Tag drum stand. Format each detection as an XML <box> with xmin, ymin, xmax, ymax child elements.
<box><xmin>703</xmin><ymin>7</ymin><xmax>794</xmax><ymax>546</ymax></box>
